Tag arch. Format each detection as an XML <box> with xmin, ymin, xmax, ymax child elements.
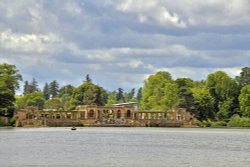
<box><xmin>89</xmin><ymin>109</ymin><xmax>94</xmax><ymax>118</ymax></box>
<box><xmin>126</xmin><ymin>110</ymin><xmax>131</xmax><ymax>118</ymax></box>
<box><xmin>117</xmin><ymin>110</ymin><xmax>121</xmax><ymax>119</ymax></box>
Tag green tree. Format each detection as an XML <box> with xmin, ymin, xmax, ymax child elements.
<box><xmin>236</xmin><ymin>67</ymin><xmax>250</xmax><ymax>88</ymax></box>
<box><xmin>44</xmin><ymin>98</ymin><xmax>63</xmax><ymax>110</ymax></box>
<box><xmin>128</xmin><ymin>88</ymin><xmax>135</xmax><ymax>100</ymax></box>
<box><xmin>175</xmin><ymin>78</ymin><xmax>195</xmax><ymax>113</ymax></box>
<box><xmin>140</xmin><ymin>71</ymin><xmax>179</xmax><ymax>110</ymax></box>
<box><xmin>43</xmin><ymin>82</ymin><xmax>50</xmax><ymax>100</ymax></box>
<box><xmin>239</xmin><ymin>84</ymin><xmax>250</xmax><ymax>117</ymax></box>
<box><xmin>206</xmin><ymin>71</ymin><xmax>238</xmax><ymax>119</ymax></box>
<box><xmin>23</xmin><ymin>81</ymin><xmax>30</xmax><ymax>95</ymax></box>
<box><xmin>85</xmin><ymin>74</ymin><xmax>92</xmax><ymax>82</ymax></box>
<box><xmin>116</xmin><ymin>88</ymin><xmax>124</xmax><ymax>103</ymax></box>
<box><xmin>137</xmin><ymin>87</ymin><xmax>142</xmax><ymax>102</ymax></box>
<box><xmin>15</xmin><ymin>92</ymin><xmax>45</xmax><ymax>110</ymax></box>
<box><xmin>49</xmin><ymin>80</ymin><xmax>59</xmax><ymax>98</ymax></box>
<box><xmin>106</xmin><ymin>91</ymin><xmax>117</xmax><ymax>106</ymax></box>
<box><xmin>58</xmin><ymin>84</ymin><xmax>75</xmax><ymax>97</ymax></box>
<box><xmin>192</xmin><ymin>87</ymin><xmax>215</xmax><ymax>120</ymax></box>
<box><xmin>71</xmin><ymin>82</ymin><xmax>107</xmax><ymax>108</ymax></box>
<box><xmin>0</xmin><ymin>63</ymin><xmax>22</xmax><ymax>116</ymax></box>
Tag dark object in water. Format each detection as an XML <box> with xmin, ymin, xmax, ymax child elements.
<box><xmin>71</xmin><ymin>127</ymin><xmax>77</xmax><ymax>130</ymax></box>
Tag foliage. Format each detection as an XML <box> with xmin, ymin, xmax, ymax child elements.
<box><xmin>0</xmin><ymin>63</ymin><xmax>22</xmax><ymax>117</ymax></box>
<box><xmin>206</xmin><ymin>71</ymin><xmax>239</xmax><ymax>118</ymax></box>
<box><xmin>58</xmin><ymin>84</ymin><xmax>75</xmax><ymax>97</ymax></box>
<box><xmin>236</xmin><ymin>67</ymin><xmax>250</xmax><ymax>88</ymax></box>
<box><xmin>15</xmin><ymin>92</ymin><xmax>45</xmax><ymax>110</ymax></box>
<box><xmin>70</xmin><ymin>81</ymin><xmax>108</xmax><ymax>107</ymax></box>
<box><xmin>140</xmin><ymin>71</ymin><xmax>179</xmax><ymax>110</ymax></box>
<box><xmin>239</xmin><ymin>84</ymin><xmax>250</xmax><ymax>117</ymax></box>
<box><xmin>44</xmin><ymin>98</ymin><xmax>63</xmax><ymax>110</ymax></box>
<box><xmin>49</xmin><ymin>80</ymin><xmax>59</xmax><ymax>98</ymax></box>
<box><xmin>210</xmin><ymin>121</ymin><xmax>227</xmax><ymax>127</ymax></box>
<box><xmin>23</xmin><ymin>78</ymin><xmax>39</xmax><ymax>94</ymax></box>
<box><xmin>116</xmin><ymin>88</ymin><xmax>124</xmax><ymax>103</ymax></box>
<box><xmin>43</xmin><ymin>82</ymin><xmax>50</xmax><ymax>100</ymax></box>
<box><xmin>192</xmin><ymin>87</ymin><xmax>215</xmax><ymax>120</ymax></box>
<box><xmin>85</xmin><ymin>74</ymin><xmax>92</xmax><ymax>82</ymax></box>
<box><xmin>176</xmin><ymin>78</ymin><xmax>195</xmax><ymax>113</ymax></box>
<box><xmin>228</xmin><ymin>114</ymin><xmax>250</xmax><ymax>127</ymax></box>
<box><xmin>136</xmin><ymin>87</ymin><xmax>142</xmax><ymax>102</ymax></box>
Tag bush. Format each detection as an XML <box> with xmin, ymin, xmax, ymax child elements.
<box><xmin>228</xmin><ymin>114</ymin><xmax>250</xmax><ymax>127</ymax></box>
<box><xmin>201</xmin><ymin>119</ymin><xmax>212</xmax><ymax>127</ymax></box>
<box><xmin>211</xmin><ymin>121</ymin><xmax>227</xmax><ymax>127</ymax></box>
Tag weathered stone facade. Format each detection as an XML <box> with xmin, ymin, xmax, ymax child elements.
<box><xmin>16</xmin><ymin>105</ymin><xmax>195</xmax><ymax>127</ymax></box>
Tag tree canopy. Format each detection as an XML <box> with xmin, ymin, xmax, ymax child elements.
<box><xmin>0</xmin><ymin>63</ymin><xmax>22</xmax><ymax>116</ymax></box>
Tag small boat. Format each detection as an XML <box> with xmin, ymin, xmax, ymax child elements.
<box><xmin>71</xmin><ymin>127</ymin><xmax>77</xmax><ymax>130</ymax></box>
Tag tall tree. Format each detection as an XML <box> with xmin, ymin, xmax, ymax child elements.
<box><xmin>206</xmin><ymin>71</ymin><xmax>238</xmax><ymax>119</ymax></box>
<box><xmin>140</xmin><ymin>71</ymin><xmax>179</xmax><ymax>110</ymax></box>
<box><xmin>175</xmin><ymin>78</ymin><xmax>195</xmax><ymax>113</ymax></box>
<box><xmin>49</xmin><ymin>80</ymin><xmax>59</xmax><ymax>98</ymax></box>
<box><xmin>128</xmin><ymin>88</ymin><xmax>135</xmax><ymax>100</ymax></box>
<box><xmin>43</xmin><ymin>82</ymin><xmax>50</xmax><ymax>100</ymax></box>
<box><xmin>239</xmin><ymin>84</ymin><xmax>250</xmax><ymax>117</ymax></box>
<box><xmin>30</xmin><ymin>78</ymin><xmax>39</xmax><ymax>92</ymax></box>
<box><xmin>23</xmin><ymin>81</ymin><xmax>30</xmax><ymax>95</ymax></box>
<box><xmin>236</xmin><ymin>67</ymin><xmax>250</xmax><ymax>88</ymax></box>
<box><xmin>192</xmin><ymin>87</ymin><xmax>215</xmax><ymax>120</ymax></box>
<box><xmin>116</xmin><ymin>88</ymin><xmax>124</xmax><ymax>102</ymax></box>
<box><xmin>0</xmin><ymin>63</ymin><xmax>22</xmax><ymax>116</ymax></box>
<box><xmin>136</xmin><ymin>87</ymin><xmax>142</xmax><ymax>102</ymax></box>
<box><xmin>85</xmin><ymin>74</ymin><xmax>92</xmax><ymax>82</ymax></box>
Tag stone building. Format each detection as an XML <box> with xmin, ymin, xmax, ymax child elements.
<box><xmin>16</xmin><ymin>105</ymin><xmax>195</xmax><ymax>127</ymax></box>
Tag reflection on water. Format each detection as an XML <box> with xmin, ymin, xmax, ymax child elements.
<box><xmin>0</xmin><ymin>127</ymin><xmax>250</xmax><ymax>167</ymax></box>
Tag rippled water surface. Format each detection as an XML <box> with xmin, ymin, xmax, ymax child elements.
<box><xmin>0</xmin><ymin>127</ymin><xmax>250</xmax><ymax>167</ymax></box>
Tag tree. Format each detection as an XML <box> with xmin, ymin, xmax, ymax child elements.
<box><xmin>128</xmin><ymin>88</ymin><xmax>135</xmax><ymax>100</ymax></box>
<box><xmin>136</xmin><ymin>87</ymin><xmax>142</xmax><ymax>102</ymax></box>
<box><xmin>206</xmin><ymin>71</ymin><xmax>238</xmax><ymax>119</ymax></box>
<box><xmin>140</xmin><ymin>71</ymin><xmax>179</xmax><ymax>110</ymax></box>
<box><xmin>43</xmin><ymin>82</ymin><xmax>50</xmax><ymax>100</ymax></box>
<box><xmin>58</xmin><ymin>84</ymin><xmax>75</xmax><ymax>97</ymax></box>
<box><xmin>236</xmin><ymin>67</ymin><xmax>250</xmax><ymax>88</ymax></box>
<box><xmin>175</xmin><ymin>78</ymin><xmax>195</xmax><ymax>113</ymax></box>
<box><xmin>106</xmin><ymin>91</ymin><xmax>117</xmax><ymax>106</ymax></box>
<box><xmin>30</xmin><ymin>78</ymin><xmax>39</xmax><ymax>92</ymax></box>
<box><xmin>23</xmin><ymin>78</ymin><xmax>39</xmax><ymax>95</ymax></box>
<box><xmin>23</xmin><ymin>81</ymin><xmax>30</xmax><ymax>95</ymax></box>
<box><xmin>44</xmin><ymin>98</ymin><xmax>62</xmax><ymax>110</ymax></box>
<box><xmin>239</xmin><ymin>84</ymin><xmax>250</xmax><ymax>117</ymax></box>
<box><xmin>15</xmin><ymin>92</ymin><xmax>45</xmax><ymax>110</ymax></box>
<box><xmin>0</xmin><ymin>63</ymin><xmax>22</xmax><ymax>116</ymax></box>
<box><xmin>116</xmin><ymin>88</ymin><xmax>124</xmax><ymax>103</ymax></box>
<box><xmin>70</xmin><ymin>81</ymin><xmax>107</xmax><ymax>108</ymax></box>
<box><xmin>49</xmin><ymin>80</ymin><xmax>59</xmax><ymax>98</ymax></box>
<box><xmin>85</xmin><ymin>74</ymin><xmax>92</xmax><ymax>82</ymax></box>
<box><xmin>192</xmin><ymin>87</ymin><xmax>215</xmax><ymax>120</ymax></box>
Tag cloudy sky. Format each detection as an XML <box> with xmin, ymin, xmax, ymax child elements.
<box><xmin>1</xmin><ymin>0</ymin><xmax>250</xmax><ymax>92</ymax></box>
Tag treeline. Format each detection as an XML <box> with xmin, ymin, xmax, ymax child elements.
<box><xmin>0</xmin><ymin>63</ymin><xmax>250</xmax><ymax>127</ymax></box>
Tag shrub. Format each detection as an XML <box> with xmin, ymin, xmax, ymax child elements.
<box><xmin>228</xmin><ymin>114</ymin><xmax>250</xmax><ymax>127</ymax></box>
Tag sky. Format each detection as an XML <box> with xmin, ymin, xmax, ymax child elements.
<box><xmin>1</xmin><ymin>0</ymin><xmax>250</xmax><ymax>93</ymax></box>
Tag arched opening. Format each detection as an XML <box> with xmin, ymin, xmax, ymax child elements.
<box><xmin>89</xmin><ymin>110</ymin><xmax>94</xmax><ymax>118</ymax></box>
<box><xmin>126</xmin><ymin>110</ymin><xmax>131</xmax><ymax>118</ymax></box>
<box><xmin>117</xmin><ymin>110</ymin><xmax>121</xmax><ymax>119</ymax></box>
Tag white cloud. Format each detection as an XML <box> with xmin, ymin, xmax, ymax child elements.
<box><xmin>112</xmin><ymin>0</ymin><xmax>186</xmax><ymax>28</ymax></box>
<box><xmin>0</xmin><ymin>29</ymin><xmax>62</xmax><ymax>54</ymax></box>
<box><xmin>63</xmin><ymin>1</ymin><xmax>83</xmax><ymax>16</ymax></box>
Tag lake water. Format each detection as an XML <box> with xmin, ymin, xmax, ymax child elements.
<box><xmin>0</xmin><ymin>127</ymin><xmax>250</xmax><ymax>167</ymax></box>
